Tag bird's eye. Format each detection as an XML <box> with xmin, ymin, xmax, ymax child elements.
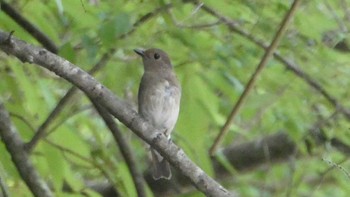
<box><xmin>154</xmin><ymin>53</ymin><xmax>160</xmax><ymax>59</ymax></box>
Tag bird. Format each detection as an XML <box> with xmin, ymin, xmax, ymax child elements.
<box><xmin>134</xmin><ymin>48</ymin><xmax>181</xmax><ymax>180</ymax></box>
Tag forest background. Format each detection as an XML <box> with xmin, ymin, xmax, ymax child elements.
<box><xmin>0</xmin><ymin>0</ymin><xmax>350</xmax><ymax>196</ymax></box>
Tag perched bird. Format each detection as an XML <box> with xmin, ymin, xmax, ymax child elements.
<box><xmin>134</xmin><ymin>48</ymin><xmax>181</xmax><ymax>180</ymax></box>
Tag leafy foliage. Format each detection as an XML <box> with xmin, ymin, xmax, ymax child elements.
<box><xmin>1</xmin><ymin>0</ymin><xmax>350</xmax><ymax>196</ymax></box>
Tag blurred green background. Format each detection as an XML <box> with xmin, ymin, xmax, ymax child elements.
<box><xmin>1</xmin><ymin>0</ymin><xmax>350</xmax><ymax>196</ymax></box>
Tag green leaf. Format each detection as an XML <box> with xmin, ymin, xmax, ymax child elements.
<box><xmin>98</xmin><ymin>13</ymin><xmax>131</xmax><ymax>48</ymax></box>
<box><xmin>114</xmin><ymin>13</ymin><xmax>131</xmax><ymax>36</ymax></box>
<box><xmin>81</xmin><ymin>34</ymin><xmax>98</xmax><ymax>61</ymax></box>
<box><xmin>43</xmin><ymin>144</ymin><xmax>65</xmax><ymax>193</ymax></box>
<box><xmin>117</xmin><ymin>163</ymin><xmax>136</xmax><ymax>197</ymax></box>
<box><xmin>98</xmin><ymin>20</ymin><xmax>117</xmax><ymax>48</ymax></box>
<box><xmin>59</xmin><ymin>42</ymin><xmax>76</xmax><ymax>63</ymax></box>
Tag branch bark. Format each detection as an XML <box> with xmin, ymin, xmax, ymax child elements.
<box><xmin>100</xmin><ymin>129</ymin><xmax>350</xmax><ymax>196</ymax></box>
<box><xmin>26</xmin><ymin>1</ymin><xmax>175</xmax><ymax>152</ymax></box>
<box><xmin>144</xmin><ymin>132</ymin><xmax>297</xmax><ymax>196</ymax></box>
<box><xmin>0</xmin><ymin>30</ymin><xmax>234</xmax><ymax>197</ymax></box>
<box><xmin>2</xmin><ymin>0</ymin><xmax>175</xmax><ymax>151</ymax></box>
<box><xmin>0</xmin><ymin>103</ymin><xmax>53</xmax><ymax>197</ymax></box>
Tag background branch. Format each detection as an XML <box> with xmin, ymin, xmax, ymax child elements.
<box><xmin>198</xmin><ymin>1</ymin><xmax>350</xmax><ymax>121</ymax></box>
<box><xmin>0</xmin><ymin>174</ymin><xmax>9</xmax><ymax>197</ymax></box>
<box><xmin>0</xmin><ymin>1</ymin><xmax>58</xmax><ymax>53</ymax></box>
<box><xmin>210</xmin><ymin>0</ymin><xmax>302</xmax><ymax>154</ymax></box>
<box><xmin>90</xmin><ymin>99</ymin><xmax>146</xmax><ymax>197</ymax></box>
<box><xmin>0</xmin><ymin>103</ymin><xmax>53</xmax><ymax>197</ymax></box>
<box><xmin>90</xmin><ymin>127</ymin><xmax>350</xmax><ymax>196</ymax></box>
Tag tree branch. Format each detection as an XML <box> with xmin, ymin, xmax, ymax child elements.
<box><xmin>0</xmin><ymin>1</ymin><xmax>58</xmax><ymax>53</ymax></box>
<box><xmin>133</xmin><ymin>124</ymin><xmax>350</xmax><ymax>196</ymax></box>
<box><xmin>89</xmin><ymin>127</ymin><xmax>350</xmax><ymax>196</ymax></box>
<box><xmin>209</xmin><ymin>0</ymin><xmax>302</xmax><ymax>155</ymax></box>
<box><xmin>25</xmin><ymin>49</ymin><xmax>115</xmax><ymax>152</ymax></box>
<box><xmin>26</xmin><ymin>2</ymin><xmax>176</xmax><ymax>152</ymax></box>
<box><xmin>0</xmin><ymin>103</ymin><xmax>53</xmax><ymax>197</ymax></box>
<box><xmin>90</xmin><ymin>100</ymin><xmax>146</xmax><ymax>197</ymax></box>
<box><xmin>196</xmin><ymin>1</ymin><xmax>350</xmax><ymax>121</ymax></box>
<box><xmin>0</xmin><ymin>174</ymin><xmax>9</xmax><ymax>197</ymax></box>
<box><xmin>0</xmin><ymin>30</ymin><xmax>234</xmax><ymax>197</ymax></box>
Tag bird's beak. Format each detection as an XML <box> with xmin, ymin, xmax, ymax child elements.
<box><xmin>134</xmin><ymin>49</ymin><xmax>145</xmax><ymax>57</ymax></box>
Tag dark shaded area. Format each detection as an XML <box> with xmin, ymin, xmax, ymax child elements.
<box><xmin>213</xmin><ymin>132</ymin><xmax>296</xmax><ymax>174</ymax></box>
<box><xmin>91</xmin><ymin>131</ymin><xmax>349</xmax><ymax>196</ymax></box>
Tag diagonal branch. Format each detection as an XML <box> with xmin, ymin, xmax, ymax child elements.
<box><xmin>26</xmin><ymin>2</ymin><xmax>175</xmax><ymax>152</ymax></box>
<box><xmin>209</xmin><ymin>0</ymin><xmax>302</xmax><ymax>155</ymax></box>
<box><xmin>197</xmin><ymin>1</ymin><xmax>350</xmax><ymax>121</ymax></box>
<box><xmin>0</xmin><ymin>1</ymin><xmax>58</xmax><ymax>53</ymax></box>
<box><xmin>0</xmin><ymin>30</ymin><xmax>234</xmax><ymax>197</ymax></box>
<box><xmin>26</xmin><ymin>49</ymin><xmax>115</xmax><ymax>152</ymax></box>
<box><xmin>0</xmin><ymin>174</ymin><xmax>9</xmax><ymax>197</ymax></box>
<box><xmin>0</xmin><ymin>103</ymin><xmax>53</xmax><ymax>197</ymax></box>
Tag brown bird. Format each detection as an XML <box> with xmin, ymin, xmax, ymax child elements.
<box><xmin>134</xmin><ymin>48</ymin><xmax>181</xmax><ymax>180</ymax></box>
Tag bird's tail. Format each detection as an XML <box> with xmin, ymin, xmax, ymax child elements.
<box><xmin>150</xmin><ymin>148</ymin><xmax>171</xmax><ymax>180</ymax></box>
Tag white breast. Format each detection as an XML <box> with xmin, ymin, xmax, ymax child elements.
<box><xmin>140</xmin><ymin>80</ymin><xmax>181</xmax><ymax>137</ymax></box>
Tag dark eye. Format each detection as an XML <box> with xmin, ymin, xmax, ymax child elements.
<box><xmin>154</xmin><ymin>53</ymin><xmax>160</xmax><ymax>59</ymax></box>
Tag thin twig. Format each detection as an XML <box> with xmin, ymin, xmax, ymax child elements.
<box><xmin>310</xmin><ymin>158</ymin><xmax>348</xmax><ymax>196</ymax></box>
<box><xmin>44</xmin><ymin>138</ymin><xmax>94</xmax><ymax>165</ymax></box>
<box><xmin>47</xmin><ymin>138</ymin><xmax>121</xmax><ymax>196</ymax></box>
<box><xmin>322</xmin><ymin>158</ymin><xmax>350</xmax><ymax>179</ymax></box>
<box><xmin>209</xmin><ymin>0</ymin><xmax>302</xmax><ymax>155</ymax></box>
<box><xmin>172</xmin><ymin>18</ymin><xmax>221</xmax><ymax>29</ymax></box>
<box><xmin>10</xmin><ymin>112</ymin><xmax>36</xmax><ymax>131</ymax></box>
<box><xmin>323</xmin><ymin>0</ymin><xmax>347</xmax><ymax>32</ymax></box>
<box><xmin>43</xmin><ymin>105</ymin><xmax>93</xmax><ymax>139</ymax></box>
<box><xmin>340</xmin><ymin>0</ymin><xmax>350</xmax><ymax>22</ymax></box>
<box><xmin>197</xmin><ymin>0</ymin><xmax>350</xmax><ymax>121</ymax></box>
<box><xmin>10</xmin><ymin>105</ymin><xmax>123</xmax><ymax>195</ymax></box>
<box><xmin>274</xmin><ymin>55</ymin><xmax>350</xmax><ymax>120</ymax></box>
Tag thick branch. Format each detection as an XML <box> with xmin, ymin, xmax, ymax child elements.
<box><xmin>141</xmin><ymin>128</ymin><xmax>350</xmax><ymax>196</ymax></box>
<box><xmin>0</xmin><ymin>30</ymin><xmax>233</xmax><ymax>197</ymax></box>
<box><xmin>0</xmin><ymin>103</ymin><xmax>53</xmax><ymax>197</ymax></box>
<box><xmin>26</xmin><ymin>49</ymin><xmax>116</xmax><ymax>152</ymax></box>
<box><xmin>91</xmin><ymin>128</ymin><xmax>350</xmax><ymax>196</ymax></box>
<box><xmin>26</xmin><ymin>2</ymin><xmax>176</xmax><ymax>152</ymax></box>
